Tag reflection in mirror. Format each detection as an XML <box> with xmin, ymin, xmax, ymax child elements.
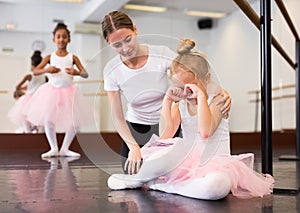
<box><xmin>0</xmin><ymin>0</ymin><xmax>123</xmax><ymax>133</ymax></box>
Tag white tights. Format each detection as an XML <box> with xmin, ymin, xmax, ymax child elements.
<box><xmin>107</xmin><ymin>137</ymin><xmax>231</xmax><ymax>200</ymax></box>
<box><xmin>108</xmin><ymin>171</ymin><xmax>231</xmax><ymax>200</ymax></box>
<box><xmin>148</xmin><ymin>172</ymin><xmax>231</xmax><ymax>200</ymax></box>
<box><xmin>22</xmin><ymin>120</ymin><xmax>33</xmax><ymax>133</ymax></box>
<box><xmin>42</xmin><ymin>122</ymin><xmax>80</xmax><ymax>158</ymax></box>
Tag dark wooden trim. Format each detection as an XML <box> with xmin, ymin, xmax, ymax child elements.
<box><xmin>0</xmin><ymin>131</ymin><xmax>296</xmax><ymax>154</ymax></box>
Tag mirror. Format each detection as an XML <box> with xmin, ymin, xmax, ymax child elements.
<box><xmin>0</xmin><ymin>0</ymin><xmax>244</xmax><ymax>133</ymax></box>
<box><xmin>0</xmin><ymin>0</ymin><xmax>123</xmax><ymax>133</ymax></box>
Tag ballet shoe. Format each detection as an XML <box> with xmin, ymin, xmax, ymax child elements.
<box><xmin>107</xmin><ymin>174</ymin><xmax>144</xmax><ymax>190</ymax></box>
<box><xmin>41</xmin><ymin>149</ymin><xmax>59</xmax><ymax>158</ymax></box>
<box><xmin>59</xmin><ymin>149</ymin><xmax>81</xmax><ymax>158</ymax></box>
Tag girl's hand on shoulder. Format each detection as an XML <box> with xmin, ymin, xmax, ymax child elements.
<box><xmin>215</xmin><ymin>89</ymin><xmax>231</xmax><ymax>116</ymax></box>
<box><xmin>47</xmin><ymin>66</ymin><xmax>60</xmax><ymax>74</ymax></box>
<box><xmin>166</xmin><ymin>87</ymin><xmax>186</xmax><ymax>102</ymax></box>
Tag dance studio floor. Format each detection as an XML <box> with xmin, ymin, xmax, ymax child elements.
<box><xmin>0</xmin><ymin>147</ymin><xmax>299</xmax><ymax>212</ymax></box>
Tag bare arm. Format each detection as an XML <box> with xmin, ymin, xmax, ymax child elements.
<box><xmin>159</xmin><ymin>96</ymin><xmax>181</xmax><ymax>139</ymax></box>
<box><xmin>197</xmin><ymin>94</ymin><xmax>223</xmax><ymax>138</ymax></box>
<box><xmin>15</xmin><ymin>74</ymin><xmax>31</xmax><ymax>90</ymax></box>
<box><xmin>107</xmin><ymin>90</ymin><xmax>142</xmax><ymax>174</ymax></box>
<box><xmin>159</xmin><ymin>87</ymin><xmax>186</xmax><ymax>139</ymax></box>
<box><xmin>66</xmin><ymin>55</ymin><xmax>88</xmax><ymax>78</ymax></box>
<box><xmin>33</xmin><ymin>55</ymin><xmax>60</xmax><ymax>75</ymax></box>
<box><xmin>185</xmin><ymin>84</ymin><xmax>223</xmax><ymax>138</ymax></box>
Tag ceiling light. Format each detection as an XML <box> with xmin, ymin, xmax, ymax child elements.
<box><xmin>185</xmin><ymin>10</ymin><xmax>227</xmax><ymax>18</ymax></box>
<box><xmin>123</xmin><ymin>4</ymin><xmax>167</xmax><ymax>13</ymax></box>
<box><xmin>5</xmin><ymin>23</ymin><xmax>15</xmax><ymax>30</ymax></box>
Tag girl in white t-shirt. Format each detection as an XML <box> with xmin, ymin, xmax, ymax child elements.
<box><xmin>102</xmin><ymin>11</ymin><xmax>232</xmax><ymax>174</ymax></box>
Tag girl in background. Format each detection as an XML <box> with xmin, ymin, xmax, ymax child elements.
<box><xmin>107</xmin><ymin>39</ymin><xmax>274</xmax><ymax>200</ymax></box>
<box><xmin>26</xmin><ymin>22</ymin><xmax>90</xmax><ymax>158</ymax></box>
<box><xmin>8</xmin><ymin>50</ymin><xmax>47</xmax><ymax>133</ymax></box>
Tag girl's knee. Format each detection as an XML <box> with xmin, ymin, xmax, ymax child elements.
<box><xmin>204</xmin><ymin>172</ymin><xmax>231</xmax><ymax>200</ymax></box>
<box><xmin>179</xmin><ymin>172</ymin><xmax>231</xmax><ymax>200</ymax></box>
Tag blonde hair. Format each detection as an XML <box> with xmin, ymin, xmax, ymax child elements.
<box><xmin>171</xmin><ymin>39</ymin><xmax>210</xmax><ymax>81</ymax></box>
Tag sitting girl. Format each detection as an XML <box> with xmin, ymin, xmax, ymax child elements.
<box><xmin>107</xmin><ymin>39</ymin><xmax>274</xmax><ymax>200</ymax></box>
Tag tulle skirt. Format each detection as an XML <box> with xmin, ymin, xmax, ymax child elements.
<box><xmin>8</xmin><ymin>93</ymin><xmax>33</xmax><ymax>125</ymax></box>
<box><xmin>141</xmin><ymin>136</ymin><xmax>274</xmax><ymax>199</ymax></box>
<box><xmin>25</xmin><ymin>83</ymin><xmax>93</xmax><ymax>132</ymax></box>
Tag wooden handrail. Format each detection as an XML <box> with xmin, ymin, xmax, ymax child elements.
<box><xmin>0</xmin><ymin>90</ymin><xmax>8</xmax><ymax>94</ymax></box>
<box><xmin>83</xmin><ymin>92</ymin><xmax>107</xmax><ymax>96</ymax></box>
<box><xmin>75</xmin><ymin>79</ymin><xmax>104</xmax><ymax>83</ymax></box>
<box><xmin>248</xmin><ymin>84</ymin><xmax>295</xmax><ymax>94</ymax></box>
<box><xmin>249</xmin><ymin>94</ymin><xmax>295</xmax><ymax>103</ymax></box>
<box><xmin>233</xmin><ymin>0</ymin><xmax>296</xmax><ymax>69</ymax></box>
<box><xmin>274</xmin><ymin>0</ymin><xmax>300</xmax><ymax>40</ymax></box>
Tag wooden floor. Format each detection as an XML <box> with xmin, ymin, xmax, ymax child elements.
<box><xmin>0</xmin><ymin>133</ymin><xmax>299</xmax><ymax>213</ymax></box>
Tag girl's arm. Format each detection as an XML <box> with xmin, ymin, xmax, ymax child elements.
<box><xmin>159</xmin><ymin>89</ymin><xmax>181</xmax><ymax>139</ymax></box>
<box><xmin>15</xmin><ymin>74</ymin><xmax>32</xmax><ymax>90</ymax></box>
<box><xmin>186</xmin><ymin>84</ymin><xmax>223</xmax><ymax>138</ymax></box>
<box><xmin>197</xmin><ymin>94</ymin><xmax>223</xmax><ymax>138</ymax></box>
<box><xmin>107</xmin><ymin>90</ymin><xmax>142</xmax><ymax>175</ymax></box>
<box><xmin>33</xmin><ymin>55</ymin><xmax>60</xmax><ymax>75</ymax></box>
<box><xmin>66</xmin><ymin>55</ymin><xmax>88</xmax><ymax>78</ymax></box>
<box><xmin>159</xmin><ymin>97</ymin><xmax>181</xmax><ymax>139</ymax></box>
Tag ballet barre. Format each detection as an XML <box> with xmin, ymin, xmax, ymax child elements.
<box><xmin>73</xmin><ymin>79</ymin><xmax>107</xmax><ymax>96</ymax></box>
<box><xmin>233</xmin><ymin>0</ymin><xmax>296</xmax><ymax>69</ymax></box>
<box><xmin>249</xmin><ymin>94</ymin><xmax>295</xmax><ymax>103</ymax></box>
<box><xmin>83</xmin><ymin>92</ymin><xmax>107</xmax><ymax>96</ymax></box>
<box><xmin>234</xmin><ymin>0</ymin><xmax>300</xmax><ymax>194</ymax></box>
<box><xmin>248</xmin><ymin>84</ymin><xmax>295</xmax><ymax>94</ymax></box>
<box><xmin>74</xmin><ymin>79</ymin><xmax>104</xmax><ymax>84</ymax></box>
<box><xmin>248</xmin><ymin>84</ymin><xmax>295</xmax><ymax>103</ymax></box>
<box><xmin>0</xmin><ymin>90</ymin><xmax>8</xmax><ymax>94</ymax></box>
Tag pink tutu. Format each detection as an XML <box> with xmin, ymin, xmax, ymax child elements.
<box><xmin>8</xmin><ymin>93</ymin><xmax>33</xmax><ymax>125</ymax></box>
<box><xmin>142</xmin><ymin>136</ymin><xmax>274</xmax><ymax>199</ymax></box>
<box><xmin>25</xmin><ymin>83</ymin><xmax>93</xmax><ymax>132</ymax></box>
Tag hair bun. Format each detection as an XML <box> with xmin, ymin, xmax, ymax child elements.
<box><xmin>57</xmin><ymin>22</ymin><xmax>67</xmax><ymax>28</ymax></box>
<box><xmin>33</xmin><ymin>50</ymin><xmax>41</xmax><ymax>56</ymax></box>
<box><xmin>177</xmin><ymin>39</ymin><xmax>195</xmax><ymax>54</ymax></box>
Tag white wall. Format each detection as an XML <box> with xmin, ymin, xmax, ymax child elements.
<box><xmin>208</xmin><ymin>0</ymin><xmax>299</xmax><ymax>132</ymax></box>
<box><xmin>124</xmin><ymin>0</ymin><xmax>299</xmax><ymax>133</ymax></box>
<box><xmin>1</xmin><ymin>0</ymin><xmax>299</xmax><ymax>133</ymax></box>
<box><xmin>208</xmin><ymin>3</ymin><xmax>261</xmax><ymax>132</ymax></box>
<box><xmin>0</xmin><ymin>2</ymin><xmax>83</xmax><ymax>33</ymax></box>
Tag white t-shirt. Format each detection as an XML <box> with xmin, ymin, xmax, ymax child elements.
<box><xmin>104</xmin><ymin>45</ymin><xmax>176</xmax><ymax>125</ymax></box>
